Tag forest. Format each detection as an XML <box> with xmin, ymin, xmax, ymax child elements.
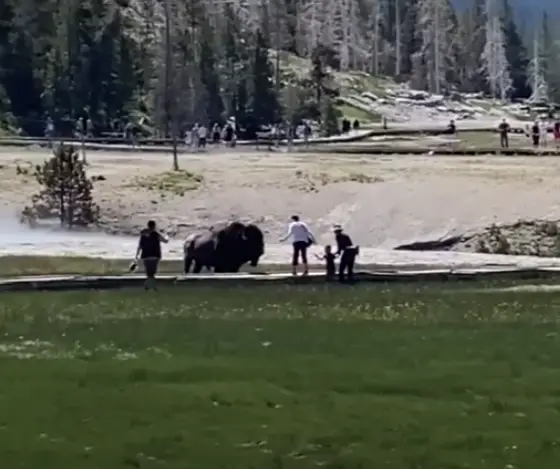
<box><xmin>0</xmin><ymin>0</ymin><xmax>559</xmax><ymax>137</ymax></box>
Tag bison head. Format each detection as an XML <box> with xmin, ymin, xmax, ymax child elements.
<box><xmin>243</xmin><ymin>224</ymin><xmax>265</xmax><ymax>267</ymax></box>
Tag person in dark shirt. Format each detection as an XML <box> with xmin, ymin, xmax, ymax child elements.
<box><xmin>315</xmin><ymin>245</ymin><xmax>336</xmax><ymax>280</ymax></box>
<box><xmin>135</xmin><ymin>220</ymin><xmax>168</xmax><ymax>290</ymax></box>
<box><xmin>333</xmin><ymin>225</ymin><xmax>359</xmax><ymax>282</ymax></box>
<box><xmin>447</xmin><ymin>119</ymin><xmax>456</xmax><ymax>135</ymax></box>
<box><xmin>531</xmin><ymin>121</ymin><xmax>540</xmax><ymax>148</ymax></box>
<box><xmin>498</xmin><ymin>119</ymin><xmax>509</xmax><ymax>148</ymax></box>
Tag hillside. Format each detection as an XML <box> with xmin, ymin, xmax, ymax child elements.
<box><xmin>0</xmin><ymin>0</ymin><xmax>559</xmax><ymax>137</ymax></box>
<box><xmin>455</xmin><ymin>0</ymin><xmax>559</xmax><ymax>10</ymax></box>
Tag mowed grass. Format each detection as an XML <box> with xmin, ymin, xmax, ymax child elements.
<box><xmin>1</xmin><ymin>283</ymin><xmax>560</xmax><ymax>468</ymax></box>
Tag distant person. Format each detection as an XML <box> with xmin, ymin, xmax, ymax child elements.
<box><xmin>212</xmin><ymin>123</ymin><xmax>221</xmax><ymax>145</ymax></box>
<box><xmin>540</xmin><ymin>119</ymin><xmax>548</xmax><ymax>147</ymax></box>
<box><xmin>224</xmin><ymin>123</ymin><xmax>233</xmax><ymax>147</ymax></box>
<box><xmin>531</xmin><ymin>121</ymin><xmax>540</xmax><ymax>148</ymax></box>
<box><xmin>303</xmin><ymin>122</ymin><xmax>311</xmax><ymax>147</ymax></box>
<box><xmin>498</xmin><ymin>118</ymin><xmax>509</xmax><ymax>148</ymax></box>
<box><xmin>86</xmin><ymin>118</ymin><xmax>94</xmax><ymax>138</ymax></box>
<box><xmin>353</xmin><ymin>119</ymin><xmax>360</xmax><ymax>130</ymax></box>
<box><xmin>191</xmin><ymin>123</ymin><xmax>199</xmax><ymax>149</ymax></box>
<box><xmin>447</xmin><ymin>119</ymin><xmax>456</xmax><ymax>135</ymax></box>
<box><xmin>280</xmin><ymin>215</ymin><xmax>315</xmax><ymax>276</ymax></box>
<box><xmin>134</xmin><ymin>220</ymin><xmax>169</xmax><ymax>290</ymax></box>
<box><xmin>554</xmin><ymin>121</ymin><xmax>560</xmax><ymax>148</ymax></box>
<box><xmin>124</xmin><ymin>121</ymin><xmax>135</xmax><ymax>146</ymax></box>
<box><xmin>333</xmin><ymin>225</ymin><xmax>358</xmax><ymax>282</ymax></box>
<box><xmin>45</xmin><ymin>117</ymin><xmax>54</xmax><ymax>139</ymax></box>
<box><xmin>197</xmin><ymin>124</ymin><xmax>207</xmax><ymax>148</ymax></box>
<box><xmin>315</xmin><ymin>245</ymin><xmax>336</xmax><ymax>280</ymax></box>
<box><xmin>76</xmin><ymin>117</ymin><xmax>84</xmax><ymax>138</ymax></box>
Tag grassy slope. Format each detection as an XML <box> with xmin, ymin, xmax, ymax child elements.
<box><xmin>1</xmin><ymin>283</ymin><xmax>560</xmax><ymax>468</ymax></box>
<box><xmin>278</xmin><ymin>52</ymin><xmax>386</xmax><ymax>123</ymax></box>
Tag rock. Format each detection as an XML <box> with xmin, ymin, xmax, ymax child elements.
<box><xmin>541</xmin><ymin>221</ymin><xmax>558</xmax><ymax>236</ymax></box>
<box><xmin>393</xmin><ymin>235</ymin><xmax>463</xmax><ymax>251</ymax></box>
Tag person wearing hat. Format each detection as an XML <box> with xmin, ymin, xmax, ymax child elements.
<box><xmin>333</xmin><ymin>225</ymin><xmax>358</xmax><ymax>282</ymax></box>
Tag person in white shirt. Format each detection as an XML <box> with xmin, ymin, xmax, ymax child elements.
<box><xmin>279</xmin><ymin>215</ymin><xmax>315</xmax><ymax>275</ymax></box>
<box><xmin>197</xmin><ymin>124</ymin><xmax>207</xmax><ymax>148</ymax></box>
<box><xmin>191</xmin><ymin>123</ymin><xmax>199</xmax><ymax>149</ymax></box>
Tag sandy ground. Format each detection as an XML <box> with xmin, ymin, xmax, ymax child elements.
<box><xmin>2</xmin><ymin>145</ymin><xmax>560</xmax><ymax>264</ymax></box>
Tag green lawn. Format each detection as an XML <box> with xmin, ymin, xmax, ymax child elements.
<box><xmin>337</xmin><ymin>104</ymin><xmax>380</xmax><ymax>123</ymax></box>
<box><xmin>1</xmin><ymin>282</ymin><xmax>560</xmax><ymax>468</ymax></box>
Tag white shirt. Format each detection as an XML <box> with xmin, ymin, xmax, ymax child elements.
<box><xmin>286</xmin><ymin>221</ymin><xmax>313</xmax><ymax>243</ymax></box>
<box><xmin>198</xmin><ymin>126</ymin><xmax>207</xmax><ymax>138</ymax></box>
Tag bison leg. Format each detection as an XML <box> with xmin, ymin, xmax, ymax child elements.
<box><xmin>193</xmin><ymin>261</ymin><xmax>203</xmax><ymax>274</ymax></box>
<box><xmin>184</xmin><ymin>256</ymin><xmax>193</xmax><ymax>274</ymax></box>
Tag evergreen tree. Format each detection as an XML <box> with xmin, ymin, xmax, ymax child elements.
<box><xmin>501</xmin><ymin>0</ymin><xmax>530</xmax><ymax>98</ymax></box>
<box><xmin>539</xmin><ymin>11</ymin><xmax>560</xmax><ymax>101</ymax></box>
<box><xmin>199</xmin><ymin>19</ymin><xmax>224</xmax><ymax>125</ymax></box>
<box><xmin>26</xmin><ymin>144</ymin><xmax>100</xmax><ymax>227</ymax></box>
<box><xmin>251</xmin><ymin>29</ymin><xmax>280</xmax><ymax>126</ymax></box>
<box><xmin>0</xmin><ymin>0</ymin><xmax>558</xmax><ymax>138</ymax></box>
<box><xmin>322</xmin><ymin>100</ymin><xmax>341</xmax><ymax>136</ymax></box>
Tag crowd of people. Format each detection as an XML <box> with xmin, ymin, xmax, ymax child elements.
<box><xmin>184</xmin><ymin>122</ymin><xmax>236</xmax><ymax>148</ymax></box>
<box><xmin>498</xmin><ymin>118</ymin><xmax>560</xmax><ymax>149</ymax></box>
<box><xmin>43</xmin><ymin>115</ymin><xmax>323</xmax><ymax>148</ymax></box>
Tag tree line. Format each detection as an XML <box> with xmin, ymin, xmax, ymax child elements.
<box><xmin>0</xmin><ymin>0</ymin><xmax>559</xmax><ymax>138</ymax></box>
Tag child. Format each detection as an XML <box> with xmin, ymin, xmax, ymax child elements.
<box><xmin>315</xmin><ymin>245</ymin><xmax>336</xmax><ymax>280</ymax></box>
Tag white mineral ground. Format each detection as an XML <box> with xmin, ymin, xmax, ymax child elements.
<box><xmin>2</xmin><ymin>145</ymin><xmax>560</xmax><ymax>269</ymax></box>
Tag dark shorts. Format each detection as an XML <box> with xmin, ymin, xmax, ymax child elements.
<box><xmin>292</xmin><ymin>241</ymin><xmax>308</xmax><ymax>266</ymax></box>
<box><xmin>142</xmin><ymin>258</ymin><xmax>160</xmax><ymax>278</ymax></box>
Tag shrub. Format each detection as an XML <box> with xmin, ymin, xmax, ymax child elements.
<box><xmin>22</xmin><ymin>144</ymin><xmax>100</xmax><ymax>227</ymax></box>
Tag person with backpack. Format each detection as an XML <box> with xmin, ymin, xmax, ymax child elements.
<box><xmin>280</xmin><ymin>215</ymin><xmax>315</xmax><ymax>276</ymax></box>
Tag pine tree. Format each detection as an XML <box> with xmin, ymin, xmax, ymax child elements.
<box><xmin>526</xmin><ymin>23</ymin><xmax>548</xmax><ymax>102</ymax></box>
<box><xmin>322</xmin><ymin>100</ymin><xmax>341</xmax><ymax>136</ymax></box>
<box><xmin>457</xmin><ymin>0</ymin><xmax>487</xmax><ymax>92</ymax></box>
<box><xmin>481</xmin><ymin>16</ymin><xmax>511</xmax><ymax>100</ymax></box>
<box><xmin>501</xmin><ymin>0</ymin><xmax>530</xmax><ymax>98</ymax></box>
<box><xmin>538</xmin><ymin>12</ymin><xmax>559</xmax><ymax>101</ymax></box>
<box><xmin>417</xmin><ymin>0</ymin><xmax>459</xmax><ymax>94</ymax></box>
<box><xmin>251</xmin><ymin>29</ymin><xmax>280</xmax><ymax>126</ymax></box>
<box><xmin>199</xmin><ymin>19</ymin><xmax>224</xmax><ymax>125</ymax></box>
<box><xmin>27</xmin><ymin>144</ymin><xmax>100</xmax><ymax>227</ymax></box>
